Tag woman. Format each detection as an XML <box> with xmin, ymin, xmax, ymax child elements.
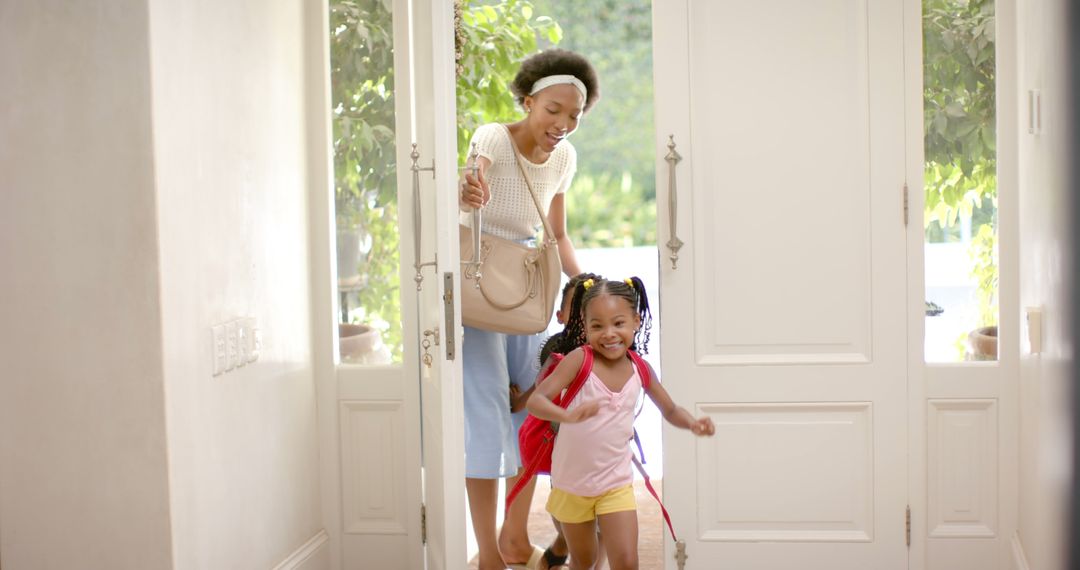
<box><xmin>459</xmin><ymin>48</ymin><xmax>600</xmax><ymax>570</ymax></box>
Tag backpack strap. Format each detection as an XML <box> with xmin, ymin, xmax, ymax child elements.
<box><xmin>631</xmin><ymin>452</ymin><xmax>678</xmax><ymax>542</ymax></box>
<box><xmin>505</xmin><ymin>346</ymin><xmax>594</xmax><ymax>511</ymax></box>
<box><xmin>560</xmin><ymin>346</ymin><xmax>594</xmax><ymax>405</ymax></box>
<box><xmin>625</xmin><ymin>350</ymin><xmax>678</xmax><ymax>540</ymax></box>
<box><xmin>627</xmin><ymin>350</ymin><xmax>652</xmax><ymax>462</ymax></box>
<box><xmin>628</xmin><ymin>350</ymin><xmax>651</xmax><ymax>390</ymax></box>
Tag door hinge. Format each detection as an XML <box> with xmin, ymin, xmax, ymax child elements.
<box><xmin>903</xmin><ymin>183</ymin><xmax>910</xmax><ymax>227</ymax></box>
<box><xmin>905</xmin><ymin>505</ymin><xmax>911</xmax><ymax>547</ymax></box>
<box><xmin>421</xmin><ymin>503</ymin><xmax>427</xmax><ymax>544</ymax></box>
<box><xmin>674</xmin><ymin>539</ymin><xmax>688</xmax><ymax>569</ymax></box>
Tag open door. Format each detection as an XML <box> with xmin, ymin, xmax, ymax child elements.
<box><xmin>314</xmin><ymin>0</ymin><xmax>462</xmax><ymax>568</ymax></box>
<box><xmin>405</xmin><ymin>0</ymin><xmax>468</xmax><ymax>568</ymax></box>
<box><xmin>653</xmin><ymin>0</ymin><xmax>912</xmax><ymax>568</ymax></box>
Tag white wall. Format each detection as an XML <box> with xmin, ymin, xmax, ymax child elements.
<box><xmin>1014</xmin><ymin>0</ymin><xmax>1071</xmax><ymax>568</ymax></box>
<box><xmin>146</xmin><ymin>0</ymin><xmax>325</xmax><ymax>568</ymax></box>
<box><xmin>0</xmin><ymin>1</ymin><xmax>175</xmax><ymax>568</ymax></box>
<box><xmin>1</xmin><ymin>0</ymin><xmax>328</xmax><ymax>568</ymax></box>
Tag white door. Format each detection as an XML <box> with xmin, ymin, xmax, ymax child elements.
<box><xmin>653</xmin><ymin>1</ymin><xmax>911</xmax><ymax>568</ymax></box>
<box><xmin>315</xmin><ymin>0</ymin><xmax>463</xmax><ymax>568</ymax></box>
<box><xmin>407</xmin><ymin>0</ymin><xmax>469</xmax><ymax>568</ymax></box>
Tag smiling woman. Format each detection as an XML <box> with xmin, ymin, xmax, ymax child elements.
<box><xmin>456</xmin><ymin>48</ymin><xmax>602</xmax><ymax>570</ymax></box>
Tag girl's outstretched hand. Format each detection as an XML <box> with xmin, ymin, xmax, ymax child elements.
<box><xmin>689</xmin><ymin>416</ymin><xmax>716</xmax><ymax>436</ymax></box>
<box><xmin>563</xmin><ymin>400</ymin><xmax>601</xmax><ymax>423</ymax></box>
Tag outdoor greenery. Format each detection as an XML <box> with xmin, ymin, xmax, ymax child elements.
<box><xmin>330</xmin><ymin>0</ymin><xmax>402</xmax><ymax>359</ymax></box>
<box><xmin>455</xmin><ymin>0</ymin><xmax>562</xmax><ymax>163</ymax></box>
<box><xmin>530</xmin><ymin>0</ymin><xmax>657</xmax><ymax>248</ymax></box>
<box><xmin>923</xmin><ymin>0</ymin><xmax>998</xmax><ymax>330</ymax></box>
<box><xmin>330</xmin><ymin>0</ymin><xmax>562</xmax><ymax>359</ymax></box>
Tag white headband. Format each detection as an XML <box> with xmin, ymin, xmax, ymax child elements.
<box><xmin>529</xmin><ymin>74</ymin><xmax>588</xmax><ymax>102</ymax></box>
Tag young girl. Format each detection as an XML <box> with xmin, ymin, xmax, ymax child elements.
<box><xmin>510</xmin><ymin>272</ymin><xmax>602</xmax><ymax>569</ymax></box>
<box><xmin>526</xmin><ymin>277</ymin><xmax>715</xmax><ymax>569</ymax></box>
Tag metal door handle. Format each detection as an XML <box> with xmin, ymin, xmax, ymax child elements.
<box><xmin>411</xmin><ymin>143</ymin><xmax>437</xmax><ymax>290</ymax></box>
<box><xmin>665</xmin><ymin>135</ymin><xmax>685</xmax><ymax>269</ymax></box>
<box><xmin>460</xmin><ymin>144</ymin><xmax>482</xmax><ymax>286</ymax></box>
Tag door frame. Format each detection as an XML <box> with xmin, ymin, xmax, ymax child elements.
<box><xmin>904</xmin><ymin>0</ymin><xmax>1020</xmax><ymax>567</ymax></box>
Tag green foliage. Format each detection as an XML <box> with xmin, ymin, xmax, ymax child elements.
<box><xmin>329</xmin><ymin>0</ymin><xmax>403</xmax><ymax>360</ymax></box>
<box><xmin>328</xmin><ymin>0</ymin><xmax>561</xmax><ymax>359</ymax></box>
<box><xmin>923</xmin><ymin>0</ymin><xmax>998</xmax><ymax>328</ymax></box>
<box><xmin>565</xmin><ymin>172</ymin><xmax>656</xmax><ymax>248</ymax></box>
<box><xmin>969</xmin><ymin>223</ymin><xmax>997</xmax><ymax>327</ymax></box>
<box><xmin>529</xmin><ymin>0</ymin><xmax>658</xmax><ymax>246</ymax></box>
<box><xmin>455</xmin><ymin>0</ymin><xmax>562</xmax><ymax>163</ymax></box>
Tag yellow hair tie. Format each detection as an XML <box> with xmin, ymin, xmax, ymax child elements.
<box><xmin>583</xmin><ymin>278</ymin><xmax>594</xmax><ymax>290</ymax></box>
<box><xmin>624</xmin><ymin>278</ymin><xmax>634</xmax><ymax>287</ymax></box>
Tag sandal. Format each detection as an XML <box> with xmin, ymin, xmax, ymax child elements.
<box><xmin>506</xmin><ymin>545</ymin><xmax>545</xmax><ymax>570</ymax></box>
<box><xmin>542</xmin><ymin>546</ymin><xmax>569</xmax><ymax>569</ymax></box>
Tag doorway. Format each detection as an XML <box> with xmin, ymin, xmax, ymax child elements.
<box><xmin>453</xmin><ymin>1</ymin><xmax>665</xmax><ymax>567</ymax></box>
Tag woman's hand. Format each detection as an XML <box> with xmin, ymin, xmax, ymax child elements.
<box><xmin>459</xmin><ymin>168</ymin><xmax>489</xmax><ymax>210</ymax></box>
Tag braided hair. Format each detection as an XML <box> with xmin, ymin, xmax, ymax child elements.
<box><xmin>538</xmin><ymin>272</ymin><xmax>603</xmax><ymax>364</ymax></box>
<box><xmin>561</xmin><ymin>276</ymin><xmax>653</xmax><ymax>356</ymax></box>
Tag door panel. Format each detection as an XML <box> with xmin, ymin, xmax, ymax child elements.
<box><xmin>316</xmin><ymin>0</ymin><xmax>461</xmax><ymax>567</ymax></box>
<box><xmin>408</xmin><ymin>0</ymin><xmax>467</xmax><ymax>568</ymax></box>
<box><xmin>654</xmin><ymin>0</ymin><xmax>910</xmax><ymax>568</ymax></box>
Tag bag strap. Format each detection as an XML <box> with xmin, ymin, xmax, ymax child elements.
<box><xmin>505</xmin><ymin>346</ymin><xmax>594</xmax><ymax>511</ymax></box>
<box><xmin>502</xmin><ymin>124</ymin><xmax>557</xmax><ymax>243</ymax></box>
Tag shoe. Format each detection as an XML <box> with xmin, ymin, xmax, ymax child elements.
<box><xmin>541</xmin><ymin>546</ymin><xmax>569</xmax><ymax>569</ymax></box>
<box><xmin>506</xmin><ymin>545</ymin><xmax>545</xmax><ymax>569</ymax></box>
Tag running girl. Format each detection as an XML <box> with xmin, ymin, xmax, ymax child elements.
<box><xmin>526</xmin><ymin>277</ymin><xmax>715</xmax><ymax>569</ymax></box>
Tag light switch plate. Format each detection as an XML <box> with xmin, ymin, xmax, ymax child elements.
<box><xmin>236</xmin><ymin>321</ymin><xmax>248</xmax><ymax>367</ymax></box>
<box><xmin>212</xmin><ymin>324</ymin><xmax>226</xmax><ymax>376</ymax></box>
<box><xmin>244</xmin><ymin>317</ymin><xmax>259</xmax><ymax>363</ymax></box>
<box><xmin>225</xmin><ymin>320</ymin><xmax>238</xmax><ymax>371</ymax></box>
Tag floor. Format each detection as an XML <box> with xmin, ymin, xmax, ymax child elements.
<box><xmin>468</xmin><ymin>478</ymin><xmax>665</xmax><ymax>569</ymax></box>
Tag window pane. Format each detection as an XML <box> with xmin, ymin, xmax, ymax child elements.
<box><xmin>923</xmin><ymin>0</ymin><xmax>998</xmax><ymax>363</ymax></box>
<box><xmin>330</xmin><ymin>0</ymin><xmax>402</xmax><ymax>364</ymax></box>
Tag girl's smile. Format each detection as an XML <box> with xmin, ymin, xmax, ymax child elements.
<box><xmin>584</xmin><ymin>294</ymin><xmax>641</xmax><ymax>360</ymax></box>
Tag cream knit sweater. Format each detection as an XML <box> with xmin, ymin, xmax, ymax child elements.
<box><xmin>459</xmin><ymin>123</ymin><xmax>577</xmax><ymax>241</ymax></box>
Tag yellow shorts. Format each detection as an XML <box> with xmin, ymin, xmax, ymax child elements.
<box><xmin>546</xmin><ymin>484</ymin><xmax>636</xmax><ymax>524</ymax></box>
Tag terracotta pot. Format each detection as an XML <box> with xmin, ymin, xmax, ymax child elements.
<box><xmin>339</xmin><ymin>323</ymin><xmax>392</xmax><ymax>364</ymax></box>
<box><xmin>967</xmin><ymin>325</ymin><xmax>998</xmax><ymax>360</ymax></box>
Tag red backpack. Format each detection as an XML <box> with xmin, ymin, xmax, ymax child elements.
<box><xmin>506</xmin><ymin>345</ymin><xmax>677</xmax><ymax>541</ymax></box>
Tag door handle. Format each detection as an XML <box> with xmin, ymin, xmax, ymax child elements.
<box><xmin>460</xmin><ymin>143</ymin><xmax>482</xmax><ymax>286</ymax></box>
<box><xmin>410</xmin><ymin>143</ymin><xmax>437</xmax><ymax>290</ymax></box>
<box><xmin>665</xmin><ymin>134</ymin><xmax>685</xmax><ymax>269</ymax></box>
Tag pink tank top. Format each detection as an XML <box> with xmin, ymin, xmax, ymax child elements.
<box><xmin>550</xmin><ymin>367</ymin><xmax>641</xmax><ymax>497</ymax></box>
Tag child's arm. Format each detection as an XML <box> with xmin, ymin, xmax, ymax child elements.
<box><xmin>526</xmin><ymin>349</ymin><xmax>601</xmax><ymax>424</ymax></box>
<box><xmin>510</xmin><ymin>354</ymin><xmax>559</xmax><ymax>413</ymax></box>
<box><xmin>509</xmin><ymin>384</ymin><xmax>532</xmax><ymax>413</ymax></box>
<box><xmin>642</xmin><ymin>361</ymin><xmax>715</xmax><ymax>436</ymax></box>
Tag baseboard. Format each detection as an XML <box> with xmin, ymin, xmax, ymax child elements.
<box><xmin>1011</xmin><ymin>532</ymin><xmax>1031</xmax><ymax>570</ymax></box>
<box><xmin>272</xmin><ymin>529</ymin><xmax>330</xmax><ymax>570</ymax></box>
